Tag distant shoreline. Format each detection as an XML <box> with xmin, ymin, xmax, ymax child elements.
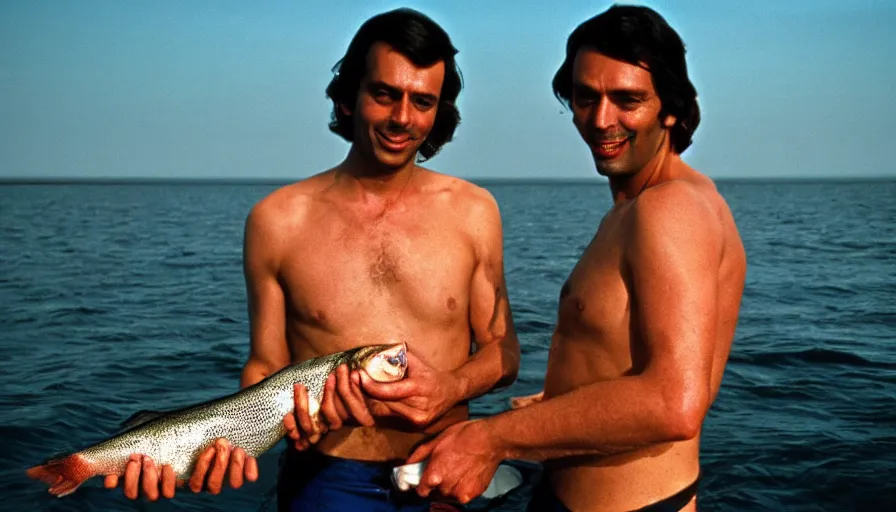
<box><xmin>0</xmin><ymin>176</ymin><xmax>893</xmax><ymax>186</ymax></box>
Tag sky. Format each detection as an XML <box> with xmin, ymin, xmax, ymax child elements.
<box><xmin>1</xmin><ymin>0</ymin><xmax>894</xmax><ymax>181</ymax></box>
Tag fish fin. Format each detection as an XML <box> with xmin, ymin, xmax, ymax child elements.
<box><xmin>120</xmin><ymin>409</ymin><xmax>166</xmax><ymax>430</ymax></box>
<box><xmin>26</xmin><ymin>454</ymin><xmax>94</xmax><ymax>497</ymax></box>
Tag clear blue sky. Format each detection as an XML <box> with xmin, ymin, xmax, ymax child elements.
<box><xmin>2</xmin><ymin>0</ymin><xmax>894</xmax><ymax>180</ymax></box>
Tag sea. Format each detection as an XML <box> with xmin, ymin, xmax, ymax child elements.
<box><xmin>1</xmin><ymin>179</ymin><xmax>894</xmax><ymax>511</ymax></box>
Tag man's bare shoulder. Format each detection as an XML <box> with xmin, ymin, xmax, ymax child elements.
<box><xmin>416</xmin><ymin>168</ymin><xmax>500</xmax><ymax>224</ymax></box>
<box><xmin>246</xmin><ymin>171</ymin><xmax>336</xmax><ymax>232</ymax></box>
<box><xmin>634</xmin><ymin>170</ymin><xmax>727</xmax><ymax>221</ymax></box>
<box><xmin>626</xmin><ymin>176</ymin><xmax>731</xmax><ymax>266</ymax></box>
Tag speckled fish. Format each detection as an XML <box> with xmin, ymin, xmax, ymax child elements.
<box><xmin>26</xmin><ymin>342</ymin><xmax>408</xmax><ymax>497</ymax></box>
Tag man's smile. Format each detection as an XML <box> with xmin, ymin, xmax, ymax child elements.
<box><xmin>376</xmin><ymin>130</ymin><xmax>414</xmax><ymax>151</ymax></box>
<box><xmin>594</xmin><ymin>137</ymin><xmax>629</xmax><ymax>158</ymax></box>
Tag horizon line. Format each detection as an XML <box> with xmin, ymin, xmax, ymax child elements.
<box><xmin>0</xmin><ymin>175</ymin><xmax>892</xmax><ymax>186</ymax></box>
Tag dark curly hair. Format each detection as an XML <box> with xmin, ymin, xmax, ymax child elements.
<box><xmin>552</xmin><ymin>5</ymin><xmax>701</xmax><ymax>153</ymax></box>
<box><xmin>326</xmin><ymin>8</ymin><xmax>463</xmax><ymax>161</ymax></box>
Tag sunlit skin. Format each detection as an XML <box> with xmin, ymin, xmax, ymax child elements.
<box><xmin>404</xmin><ymin>49</ymin><xmax>746</xmax><ymax>511</ymax></box>
<box><xmin>570</xmin><ymin>48</ymin><xmax>676</xmax><ymax>194</ymax></box>
<box><xmin>346</xmin><ymin>43</ymin><xmax>443</xmax><ymax>174</ymax></box>
<box><xmin>105</xmin><ymin>41</ymin><xmax>520</xmax><ymax>501</ymax></box>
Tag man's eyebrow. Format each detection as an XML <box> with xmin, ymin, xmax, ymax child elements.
<box><xmin>367</xmin><ymin>80</ymin><xmax>438</xmax><ymax>101</ymax></box>
<box><xmin>572</xmin><ymin>83</ymin><xmax>650</xmax><ymax>98</ymax></box>
<box><xmin>367</xmin><ymin>80</ymin><xmax>399</xmax><ymax>93</ymax></box>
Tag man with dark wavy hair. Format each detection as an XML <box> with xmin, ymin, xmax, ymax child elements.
<box><xmin>105</xmin><ymin>8</ymin><xmax>519</xmax><ymax>511</ymax></box>
<box><xmin>403</xmin><ymin>5</ymin><xmax>746</xmax><ymax>511</ymax></box>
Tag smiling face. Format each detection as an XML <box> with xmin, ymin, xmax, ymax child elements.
<box><xmin>344</xmin><ymin>42</ymin><xmax>445</xmax><ymax>173</ymax></box>
<box><xmin>570</xmin><ymin>47</ymin><xmax>675</xmax><ymax>178</ymax></box>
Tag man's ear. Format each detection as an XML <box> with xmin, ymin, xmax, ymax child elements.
<box><xmin>662</xmin><ymin>113</ymin><xmax>676</xmax><ymax>128</ymax></box>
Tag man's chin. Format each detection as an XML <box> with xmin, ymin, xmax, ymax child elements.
<box><xmin>374</xmin><ymin>150</ymin><xmax>417</xmax><ymax>170</ymax></box>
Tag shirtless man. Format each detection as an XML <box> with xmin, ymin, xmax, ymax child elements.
<box><xmin>104</xmin><ymin>8</ymin><xmax>519</xmax><ymax>510</ymax></box>
<box><xmin>402</xmin><ymin>6</ymin><xmax>746</xmax><ymax>511</ymax></box>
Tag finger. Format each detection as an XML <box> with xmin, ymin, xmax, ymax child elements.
<box><xmin>359</xmin><ymin>370</ymin><xmax>415</xmax><ymax>400</ymax></box>
<box><xmin>141</xmin><ymin>456</ymin><xmax>160</xmax><ymax>501</ymax></box>
<box><xmin>205</xmin><ymin>439</ymin><xmax>231</xmax><ymax>495</ymax></box>
<box><xmin>245</xmin><ymin>455</ymin><xmax>259</xmax><ymax>483</ymax></box>
<box><xmin>455</xmin><ymin>482</ymin><xmax>476</xmax><ymax>505</ymax></box>
<box><xmin>407</xmin><ymin>439</ymin><xmax>436</xmax><ymax>464</ymax></box>
<box><xmin>104</xmin><ymin>474</ymin><xmax>118</xmax><ymax>489</ymax></box>
<box><xmin>366</xmin><ymin>398</ymin><xmax>392</xmax><ymax>418</ymax></box>
<box><xmin>229</xmin><ymin>447</ymin><xmax>246</xmax><ymax>489</ymax></box>
<box><xmin>336</xmin><ymin>365</ymin><xmax>375</xmax><ymax>426</ymax></box>
<box><xmin>123</xmin><ymin>456</ymin><xmax>141</xmax><ymax>500</ymax></box>
<box><xmin>295</xmin><ymin>384</ymin><xmax>316</xmax><ymax>435</ymax></box>
<box><xmin>319</xmin><ymin>374</ymin><xmax>344</xmax><ymax>429</ymax></box>
<box><xmin>283</xmin><ymin>411</ymin><xmax>300</xmax><ymax>442</ymax></box>
<box><xmin>189</xmin><ymin>444</ymin><xmax>217</xmax><ymax>493</ymax></box>
<box><xmin>382</xmin><ymin>400</ymin><xmax>428</xmax><ymax>426</ymax></box>
<box><xmin>332</xmin><ymin>371</ymin><xmax>351</xmax><ymax>421</ymax></box>
<box><xmin>307</xmin><ymin>415</ymin><xmax>325</xmax><ymax>444</ymax></box>
<box><xmin>417</xmin><ymin>467</ymin><xmax>442</xmax><ymax>498</ymax></box>
<box><xmin>161</xmin><ymin>464</ymin><xmax>177</xmax><ymax>499</ymax></box>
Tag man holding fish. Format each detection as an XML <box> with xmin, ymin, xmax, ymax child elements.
<box><xmin>102</xmin><ymin>7</ymin><xmax>520</xmax><ymax>511</ymax></box>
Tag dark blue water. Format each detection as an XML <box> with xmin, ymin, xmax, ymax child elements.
<box><xmin>1</xmin><ymin>180</ymin><xmax>894</xmax><ymax>511</ymax></box>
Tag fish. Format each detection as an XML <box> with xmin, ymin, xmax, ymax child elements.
<box><xmin>26</xmin><ymin>342</ymin><xmax>409</xmax><ymax>497</ymax></box>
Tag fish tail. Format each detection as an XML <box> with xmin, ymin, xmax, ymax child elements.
<box><xmin>26</xmin><ymin>453</ymin><xmax>94</xmax><ymax>497</ymax></box>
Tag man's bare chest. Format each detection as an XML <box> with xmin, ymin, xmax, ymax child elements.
<box><xmin>556</xmin><ymin>218</ymin><xmax>630</xmax><ymax>337</ymax></box>
<box><xmin>279</xmin><ymin>219</ymin><xmax>477</xmax><ymax>324</ymax></box>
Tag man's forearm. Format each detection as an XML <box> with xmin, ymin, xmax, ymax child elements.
<box><xmin>485</xmin><ymin>376</ymin><xmax>701</xmax><ymax>462</ymax></box>
<box><xmin>452</xmin><ymin>336</ymin><xmax>520</xmax><ymax>402</ymax></box>
<box><xmin>240</xmin><ymin>359</ymin><xmax>278</xmax><ymax>389</ymax></box>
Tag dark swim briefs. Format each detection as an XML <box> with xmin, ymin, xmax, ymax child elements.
<box><xmin>277</xmin><ymin>448</ymin><xmax>460</xmax><ymax>512</ymax></box>
<box><xmin>526</xmin><ymin>472</ymin><xmax>701</xmax><ymax>512</ymax></box>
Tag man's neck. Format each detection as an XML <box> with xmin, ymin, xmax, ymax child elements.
<box><xmin>334</xmin><ymin>148</ymin><xmax>419</xmax><ymax>209</ymax></box>
<box><xmin>608</xmin><ymin>143</ymin><xmax>682</xmax><ymax>205</ymax></box>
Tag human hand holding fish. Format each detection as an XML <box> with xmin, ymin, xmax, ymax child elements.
<box><xmin>359</xmin><ymin>349</ymin><xmax>464</xmax><ymax>427</ymax></box>
<box><xmin>284</xmin><ymin>362</ymin><xmax>377</xmax><ymax>450</ymax></box>
<box><xmin>102</xmin><ymin>438</ymin><xmax>257</xmax><ymax>500</ymax></box>
<box><xmin>26</xmin><ymin>343</ymin><xmax>408</xmax><ymax>499</ymax></box>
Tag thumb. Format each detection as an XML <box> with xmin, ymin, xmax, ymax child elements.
<box><xmin>360</xmin><ymin>371</ymin><xmax>414</xmax><ymax>399</ymax></box>
<box><xmin>407</xmin><ymin>439</ymin><xmax>436</xmax><ymax>465</ymax></box>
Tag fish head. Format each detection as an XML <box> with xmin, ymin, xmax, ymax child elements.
<box><xmin>352</xmin><ymin>342</ymin><xmax>408</xmax><ymax>382</ymax></box>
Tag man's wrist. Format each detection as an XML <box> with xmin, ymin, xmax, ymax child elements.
<box><xmin>474</xmin><ymin>416</ymin><xmax>513</xmax><ymax>460</ymax></box>
<box><xmin>450</xmin><ymin>369</ymin><xmax>472</xmax><ymax>403</ymax></box>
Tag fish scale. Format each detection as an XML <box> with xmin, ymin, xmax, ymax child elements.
<box><xmin>27</xmin><ymin>343</ymin><xmax>408</xmax><ymax>496</ymax></box>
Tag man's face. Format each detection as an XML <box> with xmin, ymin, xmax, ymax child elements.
<box><xmin>570</xmin><ymin>47</ymin><xmax>675</xmax><ymax>178</ymax></box>
<box><xmin>346</xmin><ymin>42</ymin><xmax>445</xmax><ymax>172</ymax></box>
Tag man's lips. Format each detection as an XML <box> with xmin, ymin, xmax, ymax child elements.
<box><xmin>593</xmin><ymin>137</ymin><xmax>629</xmax><ymax>158</ymax></box>
<box><xmin>376</xmin><ymin>131</ymin><xmax>413</xmax><ymax>151</ymax></box>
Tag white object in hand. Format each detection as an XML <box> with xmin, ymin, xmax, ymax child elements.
<box><xmin>391</xmin><ymin>460</ymin><xmax>524</xmax><ymax>499</ymax></box>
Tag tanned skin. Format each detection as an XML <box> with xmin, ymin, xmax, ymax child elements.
<box><xmin>104</xmin><ymin>42</ymin><xmax>519</xmax><ymax>501</ymax></box>
<box><xmin>405</xmin><ymin>49</ymin><xmax>746</xmax><ymax>511</ymax></box>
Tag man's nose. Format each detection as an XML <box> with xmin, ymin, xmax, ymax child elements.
<box><xmin>592</xmin><ymin>98</ymin><xmax>616</xmax><ymax>131</ymax></box>
<box><xmin>391</xmin><ymin>97</ymin><xmax>411</xmax><ymax>127</ymax></box>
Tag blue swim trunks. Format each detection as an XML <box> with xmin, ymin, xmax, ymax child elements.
<box><xmin>277</xmin><ymin>448</ymin><xmax>461</xmax><ymax>512</ymax></box>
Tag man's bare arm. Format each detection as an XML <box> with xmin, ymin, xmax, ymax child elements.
<box><xmin>452</xmin><ymin>188</ymin><xmax>520</xmax><ymax>399</ymax></box>
<box><xmin>481</xmin><ymin>183</ymin><xmax>721</xmax><ymax>461</ymax></box>
<box><xmin>241</xmin><ymin>200</ymin><xmax>291</xmax><ymax>388</ymax></box>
